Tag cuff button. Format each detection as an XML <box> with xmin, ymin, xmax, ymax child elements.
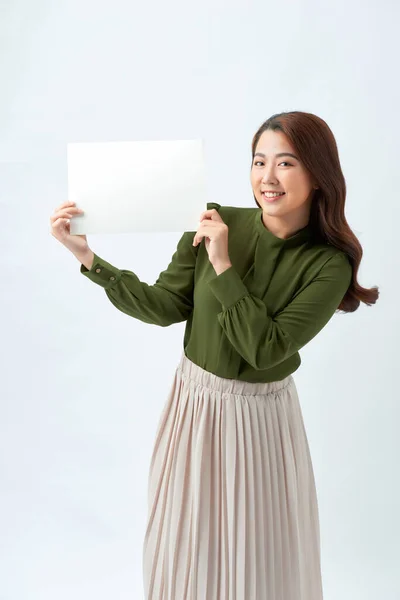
<box><xmin>95</xmin><ymin>268</ymin><xmax>101</xmax><ymax>273</ymax></box>
<box><xmin>110</xmin><ymin>276</ymin><xmax>116</xmax><ymax>281</ymax></box>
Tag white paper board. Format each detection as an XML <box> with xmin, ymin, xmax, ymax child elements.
<box><xmin>67</xmin><ymin>139</ymin><xmax>208</xmax><ymax>235</ymax></box>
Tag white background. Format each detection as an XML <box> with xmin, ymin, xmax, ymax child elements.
<box><xmin>1</xmin><ymin>0</ymin><xmax>398</xmax><ymax>598</ymax></box>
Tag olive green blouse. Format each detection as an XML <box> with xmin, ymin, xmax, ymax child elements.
<box><xmin>80</xmin><ymin>202</ymin><xmax>352</xmax><ymax>382</ymax></box>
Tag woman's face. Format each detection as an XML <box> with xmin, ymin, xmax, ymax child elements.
<box><xmin>250</xmin><ymin>129</ymin><xmax>317</xmax><ymax>223</ymax></box>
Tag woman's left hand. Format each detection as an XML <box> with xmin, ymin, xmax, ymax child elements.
<box><xmin>192</xmin><ymin>209</ymin><xmax>232</xmax><ymax>270</ymax></box>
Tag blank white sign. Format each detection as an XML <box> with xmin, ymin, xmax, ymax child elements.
<box><xmin>67</xmin><ymin>139</ymin><xmax>208</xmax><ymax>235</ymax></box>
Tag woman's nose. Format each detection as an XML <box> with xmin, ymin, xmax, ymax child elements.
<box><xmin>261</xmin><ymin>171</ymin><xmax>278</xmax><ymax>183</ymax></box>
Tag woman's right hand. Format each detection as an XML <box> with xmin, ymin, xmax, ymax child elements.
<box><xmin>50</xmin><ymin>200</ymin><xmax>89</xmax><ymax>255</ymax></box>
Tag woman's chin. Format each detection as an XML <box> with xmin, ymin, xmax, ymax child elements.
<box><xmin>262</xmin><ymin>202</ymin><xmax>282</xmax><ymax>213</ymax></box>
<box><xmin>262</xmin><ymin>193</ymin><xmax>286</xmax><ymax>206</ymax></box>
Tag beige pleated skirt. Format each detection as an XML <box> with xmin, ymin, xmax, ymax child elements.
<box><xmin>142</xmin><ymin>351</ymin><xmax>323</xmax><ymax>600</ymax></box>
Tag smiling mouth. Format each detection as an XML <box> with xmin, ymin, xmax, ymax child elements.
<box><xmin>262</xmin><ymin>191</ymin><xmax>286</xmax><ymax>201</ymax></box>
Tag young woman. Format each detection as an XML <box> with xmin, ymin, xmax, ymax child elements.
<box><xmin>50</xmin><ymin>111</ymin><xmax>378</xmax><ymax>599</ymax></box>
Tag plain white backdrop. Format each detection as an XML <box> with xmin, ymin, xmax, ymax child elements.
<box><xmin>1</xmin><ymin>0</ymin><xmax>398</xmax><ymax>598</ymax></box>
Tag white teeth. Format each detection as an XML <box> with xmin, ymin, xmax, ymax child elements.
<box><xmin>264</xmin><ymin>192</ymin><xmax>285</xmax><ymax>198</ymax></box>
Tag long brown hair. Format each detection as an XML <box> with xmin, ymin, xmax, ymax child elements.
<box><xmin>251</xmin><ymin>111</ymin><xmax>379</xmax><ymax>312</ymax></box>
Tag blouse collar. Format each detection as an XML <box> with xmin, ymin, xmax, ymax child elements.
<box><xmin>254</xmin><ymin>208</ymin><xmax>312</xmax><ymax>248</ymax></box>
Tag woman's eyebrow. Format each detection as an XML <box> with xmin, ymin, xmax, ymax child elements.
<box><xmin>254</xmin><ymin>152</ymin><xmax>299</xmax><ymax>160</ymax></box>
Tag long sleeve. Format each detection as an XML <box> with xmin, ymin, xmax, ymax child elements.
<box><xmin>207</xmin><ymin>251</ymin><xmax>352</xmax><ymax>370</ymax></box>
<box><xmin>80</xmin><ymin>231</ymin><xmax>198</xmax><ymax>326</ymax></box>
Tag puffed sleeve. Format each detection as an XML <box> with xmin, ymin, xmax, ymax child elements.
<box><xmin>207</xmin><ymin>251</ymin><xmax>352</xmax><ymax>370</ymax></box>
<box><xmin>80</xmin><ymin>231</ymin><xmax>197</xmax><ymax>326</ymax></box>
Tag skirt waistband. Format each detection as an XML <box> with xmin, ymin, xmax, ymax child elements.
<box><xmin>177</xmin><ymin>352</ymin><xmax>294</xmax><ymax>397</ymax></box>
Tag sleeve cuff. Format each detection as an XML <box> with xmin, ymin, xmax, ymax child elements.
<box><xmin>208</xmin><ymin>265</ymin><xmax>249</xmax><ymax>309</ymax></box>
<box><xmin>80</xmin><ymin>253</ymin><xmax>123</xmax><ymax>290</ymax></box>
